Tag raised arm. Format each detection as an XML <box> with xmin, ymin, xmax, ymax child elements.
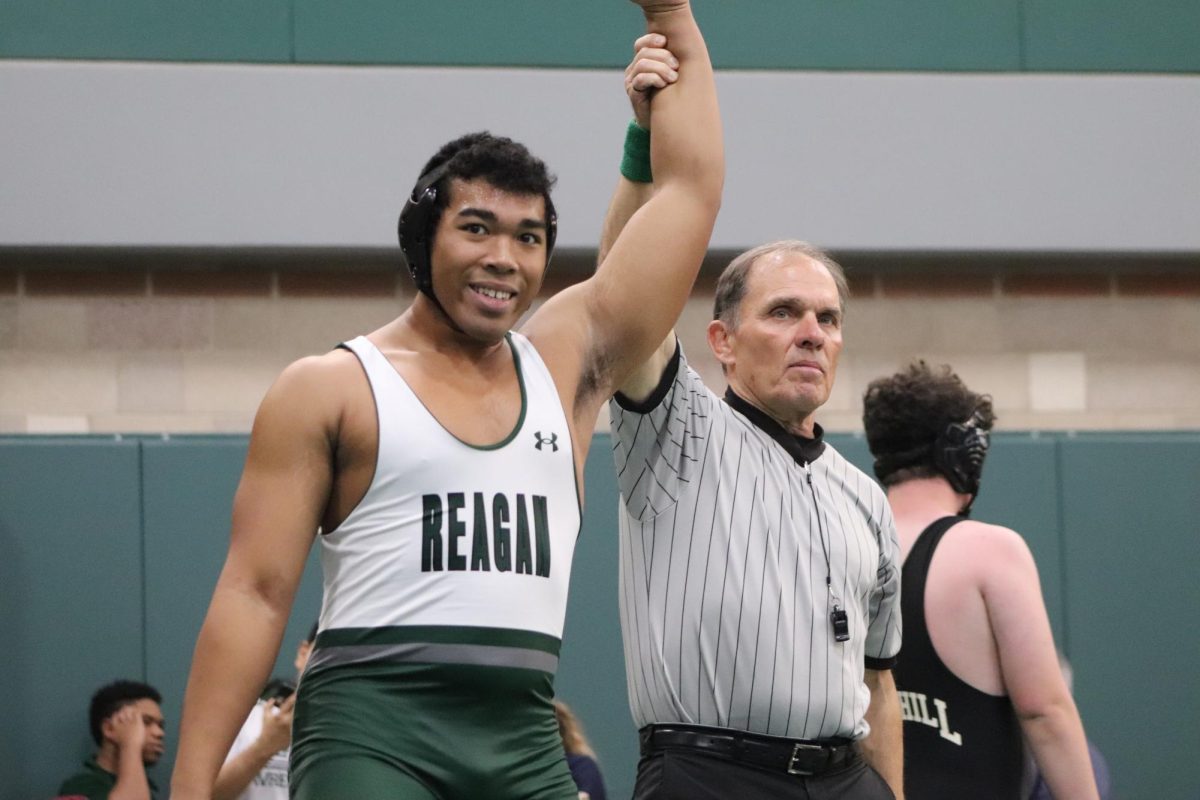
<box><xmin>598</xmin><ymin>34</ymin><xmax>680</xmax><ymax>403</ymax></box>
<box><xmin>526</xmin><ymin>0</ymin><xmax>722</xmax><ymax>413</ymax></box>
<box><xmin>170</xmin><ymin>359</ymin><xmax>337</xmax><ymax>800</ymax></box>
<box><xmin>984</xmin><ymin>528</ymin><xmax>1100</xmax><ymax>800</ymax></box>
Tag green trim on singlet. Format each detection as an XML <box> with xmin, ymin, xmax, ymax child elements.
<box><xmin>444</xmin><ymin>332</ymin><xmax>528</xmax><ymax>451</ymax></box>
<box><xmin>307</xmin><ymin>625</ymin><xmax>562</xmax><ymax>676</ymax></box>
<box><xmin>314</xmin><ymin>624</ymin><xmax>560</xmax><ymax>653</ymax></box>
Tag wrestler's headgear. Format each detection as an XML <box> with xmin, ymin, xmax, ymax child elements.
<box><xmin>931</xmin><ymin>409</ymin><xmax>991</xmax><ymax>498</ymax></box>
<box><xmin>397</xmin><ymin>160</ymin><xmax>558</xmax><ymax>309</ymax></box>
<box><xmin>871</xmin><ymin>409</ymin><xmax>991</xmax><ymax>514</ymax></box>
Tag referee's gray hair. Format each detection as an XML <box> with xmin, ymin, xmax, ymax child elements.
<box><xmin>712</xmin><ymin>240</ymin><xmax>849</xmax><ymax>328</ymax></box>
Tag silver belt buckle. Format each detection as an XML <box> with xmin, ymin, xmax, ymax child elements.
<box><xmin>787</xmin><ymin>742</ymin><xmax>822</xmax><ymax>775</ymax></box>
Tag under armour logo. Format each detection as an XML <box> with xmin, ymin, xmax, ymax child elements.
<box><xmin>534</xmin><ymin>431</ymin><xmax>558</xmax><ymax>452</ymax></box>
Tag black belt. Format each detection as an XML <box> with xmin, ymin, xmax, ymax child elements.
<box><xmin>640</xmin><ymin>724</ymin><xmax>859</xmax><ymax>777</ymax></box>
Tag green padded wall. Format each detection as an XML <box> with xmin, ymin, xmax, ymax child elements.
<box><xmin>1024</xmin><ymin>0</ymin><xmax>1200</xmax><ymax>71</ymax></box>
<box><xmin>0</xmin><ymin>439</ymin><xmax>143</xmax><ymax>800</ymax></box>
<box><xmin>1059</xmin><ymin>436</ymin><xmax>1200</xmax><ymax>800</ymax></box>
<box><xmin>2</xmin><ymin>0</ymin><xmax>1197</xmax><ymax>72</ymax></box>
<box><xmin>0</xmin><ymin>437</ymin><xmax>321</xmax><ymax>800</ymax></box>
<box><xmin>0</xmin><ymin>0</ymin><xmax>292</xmax><ymax>62</ymax></box>
<box><xmin>3</xmin><ymin>432</ymin><xmax>1199</xmax><ymax>799</ymax></box>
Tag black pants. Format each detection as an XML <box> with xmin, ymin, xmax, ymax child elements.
<box><xmin>632</xmin><ymin>747</ymin><xmax>895</xmax><ymax>800</ymax></box>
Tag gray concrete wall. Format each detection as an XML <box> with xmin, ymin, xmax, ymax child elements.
<box><xmin>3</xmin><ymin>61</ymin><xmax>1198</xmax><ymax>252</ymax></box>
<box><xmin>2</xmin><ymin>265</ymin><xmax>1198</xmax><ymax>433</ymax></box>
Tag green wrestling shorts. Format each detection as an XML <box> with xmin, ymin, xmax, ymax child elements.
<box><xmin>290</xmin><ymin>626</ymin><xmax>579</xmax><ymax>800</ymax></box>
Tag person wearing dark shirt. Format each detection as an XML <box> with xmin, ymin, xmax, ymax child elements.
<box><xmin>56</xmin><ymin>680</ymin><xmax>165</xmax><ymax>800</ymax></box>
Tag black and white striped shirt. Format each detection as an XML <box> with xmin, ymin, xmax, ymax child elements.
<box><xmin>609</xmin><ymin>347</ymin><xmax>901</xmax><ymax>741</ymax></box>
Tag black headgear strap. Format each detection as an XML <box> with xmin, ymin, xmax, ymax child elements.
<box><xmin>397</xmin><ymin>162</ymin><xmax>558</xmax><ymax>328</ymax></box>
<box><xmin>398</xmin><ymin>161</ymin><xmax>452</xmax><ymax>322</ymax></box>
<box><xmin>873</xmin><ymin>410</ymin><xmax>990</xmax><ymax>515</ymax></box>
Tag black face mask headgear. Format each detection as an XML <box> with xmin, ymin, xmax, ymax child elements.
<box><xmin>872</xmin><ymin>409</ymin><xmax>990</xmax><ymax>516</ymax></box>
<box><xmin>932</xmin><ymin>410</ymin><xmax>991</xmax><ymax>514</ymax></box>
<box><xmin>397</xmin><ymin>164</ymin><xmax>558</xmax><ymax>314</ymax></box>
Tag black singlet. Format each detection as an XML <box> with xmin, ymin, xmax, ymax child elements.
<box><xmin>897</xmin><ymin>516</ymin><xmax>1025</xmax><ymax>799</ymax></box>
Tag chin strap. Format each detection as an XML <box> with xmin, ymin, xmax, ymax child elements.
<box><xmin>423</xmin><ymin>288</ymin><xmax>465</xmax><ymax>335</ymax></box>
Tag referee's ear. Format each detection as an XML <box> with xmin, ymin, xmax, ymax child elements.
<box><xmin>707</xmin><ymin>318</ymin><xmax>735</xmax><ymax>373</ymax></box>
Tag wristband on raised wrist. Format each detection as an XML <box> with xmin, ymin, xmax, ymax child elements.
<box><xmin>620</xmin><ymin>120</ymin><xmax>653</xmax><ymax>183</ymax></box>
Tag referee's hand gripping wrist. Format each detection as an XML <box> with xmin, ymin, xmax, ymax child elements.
<box><xmin>624</xmin><ymin>33</ymin><xmax>679</xmax><ymax>131</ymax></box>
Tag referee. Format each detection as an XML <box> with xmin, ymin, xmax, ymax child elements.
<box><xmin>600</xmin><ymin>50</ymin><xmax>903</xmax><ymax>798</ymax></box>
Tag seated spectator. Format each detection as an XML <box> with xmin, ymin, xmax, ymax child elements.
<box><xmin>555</xmin><ymin>700</ymin><xmax>607</xmax><ymax>800</ymax></box>
<box><xmin>56</xmin><ymin>680</ymin><xmax>165</xmax><ymax>800</ymax></box>
<box><xmin>213</xmin><ymin>622</ymin><xmax>317</xmax><ymax>800</ymax></box>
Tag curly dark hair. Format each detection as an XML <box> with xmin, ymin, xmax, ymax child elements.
<box><xmin>862</xmin><ymin>361</ymin><xmax>995</xmax><ymax>487</ymax></box>
<box><xmin>89</xmin><ymin>680</ymin><xmax>161</xmax><ymax>745</ymax></box>
<box><xmin>414</xmin><ymin>131</ymin><xmax>556</xmax><ymax>239</ymax></box>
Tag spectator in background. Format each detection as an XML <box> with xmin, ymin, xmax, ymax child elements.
<box><xmin>213</xmin><ymin>623</ymin><xmax>317</xmax><ymax>800</ymax></box>
<box><xmin>555</xmin><ymin>701</ymin><xmax>607</xmax><ymax>800</ymax></box>
<box><xmin>56</xmin><ymin>680</ymin><xmax>165</xmax><ymax>800</ymax></box>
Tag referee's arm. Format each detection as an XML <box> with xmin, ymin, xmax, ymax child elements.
<box><xmin>862</xmin><ymin>667</ymin><xmax>904</xmax><ymax>799</ymax></box>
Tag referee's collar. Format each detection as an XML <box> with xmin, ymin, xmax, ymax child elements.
<box><xmin>723</xmin><ymin>388</ymin><xmax>826</xmax><ymax>465</ymax></box>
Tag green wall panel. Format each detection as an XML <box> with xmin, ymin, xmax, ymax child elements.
<box><xmin>0</xmin><ymin>0</ymin><xmax>292</xmax><ymax>62</ymax></box>
<box><xmin>0</xmin><ymin>440</ymin><xmax>143</xmax><ymax>800</ymax></box>
<box><xmin>694</xmin><ymin>1</ymin><xmax>1020</xmax><ymax>72</ymax></box>
<box><xmin>293</xmin><ymin>1</ymin><xmax>1020</xmax><ymax>71</ymax></box>
<box><xmin>292</xmin><ymin>1</ymin><xmax>640</xmax><ymax>68</ymax></box>
<box><xmin>556</xmin><ymin>433</ymin><xmax>637</xmax><ymax>800</ymax></box>
<box><xmin>2</xmin><ymin>433</ymin><xmax>1198</xmax><ymax>797</ymax></box>
<box><xmin>1024</xmin><ymin>0</ymin><xmax>1200</xmax><ymax>72</ymax></box>
<box><xmin>4</xmin><ymin>0</ymin><xmax>1195</xmax><ymax>73</ymax></box>
<box><xmin>141</xmin><ymin>437</ymin><xmax>323</xmax><ymax>785</ymax></box>
<box><xmin>1060</xmin><ymin>437</ymin><xmax>1200</xmax><ymax>800</ymax></box>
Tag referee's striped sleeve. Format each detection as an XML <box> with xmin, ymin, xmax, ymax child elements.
<box><xmin>864</xmin><ymin>500</ymin><xmax>902</xmax><ymax>669</ymax></box>
<box><xmin>610</xmin><ymin>344</ymin><xmax>710</xmax><ymax>522</ymax></box>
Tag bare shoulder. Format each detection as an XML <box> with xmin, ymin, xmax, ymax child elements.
<box><xmin>281</xmin><ymin>347</ymin><xmax>360</xmax><ymax>380</ymax></box>
<box><xmin>946</xmin><ymin>519</ymin><xmax>1030</xmax><ymax>556</ymax></box>
<box><xmin>939</xmin><ymin>520</ymin><xmax>1037</xmax><ymax>581</ymax></box>
<box><xmin>254</xmin><ymin>348</ymin><xmax>365</xmax><ymax>438</ymax></box>
<box><xmin>951</xmin><ymin>526</ymin><xmax>1046</xmax><ymax>617</ymax></box>
<box><xmin>277</xmin><ymin>348</ymin><xmax>360</xmax><ymax>392</ymax></box>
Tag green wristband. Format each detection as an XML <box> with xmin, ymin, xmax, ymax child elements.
<box><xmin>620</xmin><ymin>120</ymin><xmax>653</xmax><ymax>183</ymax></box>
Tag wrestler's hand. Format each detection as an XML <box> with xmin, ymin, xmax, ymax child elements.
<box><xmin>626</xmin><ymin>33</ymin><xmax>679</xmax><ymax>129</ymax></box>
